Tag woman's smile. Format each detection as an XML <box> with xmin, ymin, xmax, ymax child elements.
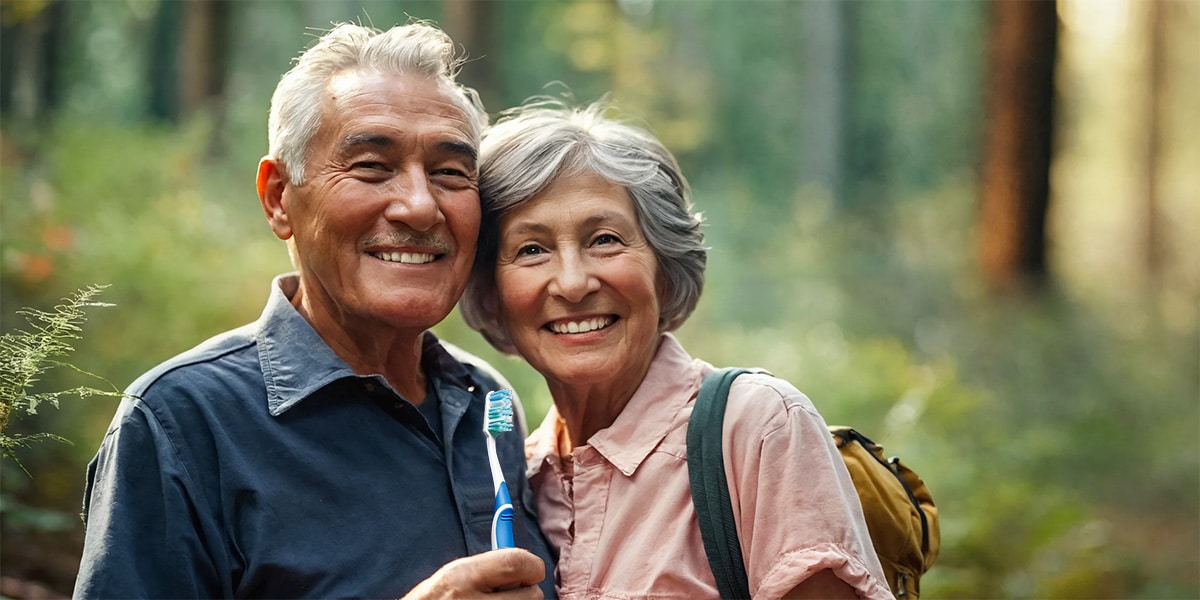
<box><xmin>546</xmin><ymin>315</ymin><xmax>617</xmax><ymax>334</ymax></box>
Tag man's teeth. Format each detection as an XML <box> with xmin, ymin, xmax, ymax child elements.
<box><xmin>374</xmin><ymin>251</ymin><xmax>436</xmax><ymax>264</ymax></box>
<box><xmin>551</xmin><ymin>317</ymin><xmax>614</xmax><ymax>334</ymax></box>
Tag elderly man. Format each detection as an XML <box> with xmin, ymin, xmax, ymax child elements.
<box><xmin>74</xmin><ymin>22</ymin><xmax>554</xmax><ymax>599</ymax></box>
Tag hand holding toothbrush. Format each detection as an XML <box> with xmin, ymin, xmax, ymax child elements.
<box><xmin>398</xmin><ymin>390</ymin><xmax>544</xmax><ymax>599</ymax></box>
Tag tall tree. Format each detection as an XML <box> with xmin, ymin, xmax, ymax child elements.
<box><xmin>1143</xmin><ymin>0</ymin><xmax>1166</xmax><ymax>289</ymax></box>
<box><xmin>0</xmin><ymin>0</ymin><xmax>69</xmax><ymax>124</ymax></box>
<box><xmin>147</xmin><ymin>0</ymin><xmax>231</xmax><ymax>124</ymax></box>
<box><xmin>977</xmin><ymin>0</ymin><xmax>1059</xmax><ymax>291</ymax></box>
<box><xmin>441</xmin><ymin>0</ymin><xmax>498</xmax><ymax>109</ymax></box>
<box><xmin>799</xmin><ymin>0</ymin><xmax>849</xmax><ymax>205</ymax></box>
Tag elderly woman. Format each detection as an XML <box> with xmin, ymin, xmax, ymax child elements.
<box><xmin>461</xmin><ymin>99</ymin><xmax>891</xmax><ymax>599</ymax></box>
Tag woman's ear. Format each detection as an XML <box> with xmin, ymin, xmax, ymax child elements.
<box><xmin>257</xmin><ymin>157</ymin><xmax>293</xmax><ymax>241</ymax></box>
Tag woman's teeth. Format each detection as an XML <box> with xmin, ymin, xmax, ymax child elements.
<box><xmin>550</xmin><ymin>317</ymin><xmax>614</xmax><ymax>334</ymax></box>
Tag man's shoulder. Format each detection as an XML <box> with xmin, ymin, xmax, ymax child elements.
<box><xmin>127</xmin><ymin>322</ymin><xmax>259</xmax><ymax>399</ymax></box>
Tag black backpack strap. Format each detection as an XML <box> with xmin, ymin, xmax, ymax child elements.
<box><xmin>687</xmin><ymin>367</ymin><xmax>753</xmax><ymax>600</ymax></box>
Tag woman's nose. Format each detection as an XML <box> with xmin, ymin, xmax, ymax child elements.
<box><xmin>383</xmin><ymin>165</ymin><xmax>444</xmax><ymax>231</ymax></box>
<box><xmin>548</xmin><ymin>252</ymin><xmax>600</xmax><ymax>303</ymax></box>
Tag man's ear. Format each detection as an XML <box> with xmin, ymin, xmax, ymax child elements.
<box><xmin>257</xmin><ymin>157</ymin><xmax>293</xmax><ymax>241</ymax></box>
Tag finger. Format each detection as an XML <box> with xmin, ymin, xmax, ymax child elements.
<box><xmin>472</xmin><ymin>548</ymin><xmax>545</xmax><ymax>591</ymax></box>
<box><xmin>490</xmin><ymin>583</ymin><xmax>544</xmax><ymax>600</ymax></box>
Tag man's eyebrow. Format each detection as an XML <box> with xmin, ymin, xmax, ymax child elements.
<box><xmin>335</xmin><ymin>135</ymin><xmax>477</xmax><ymax>164</ymax></box>
<box><xmin>336</xmin><ymin>133</ymin><xmax>394</xmax><ymax>157</ymax></box>
<box><xmin>439</xmin><ymin>139</ymin><xmax>478</xmax><ymax>164</ymax></box>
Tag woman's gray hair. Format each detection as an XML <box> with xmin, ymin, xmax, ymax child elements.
<box><xmin>461</xmin><ymin>98</ymin><xmax>707</xmax><ymax>354</ymax></box>
<box><xmin>267</xmin><ymin>21</ymin><xmax>487</xmax><ymax>185</ymax></box>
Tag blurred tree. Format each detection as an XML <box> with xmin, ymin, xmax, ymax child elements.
<box><xmin>442</xmin><ymin>0</ymin><xmax>499</xmax><ymax>109</ymax></box>
<box><xmin>147</xmin><ymin>0</ymin><xmax>181</xmax><ymax>122</ymax></box>
<box><xmin>799</xmin><ymin>0</ymin><xmax>849</xmax><ymax>205</ymax></box>
<box><xmin>1143</xmin><ymin>0</ymin><xmax>1165</xmax><ymax>289</ymax></box>
<box><xmin>0</xmin><ymin>0</ymin><xmax>68</xmax><ymax>124</ymax></box>
<box><xmin>147</xmin><ymin>0</ymin><xmax>231</xmax><ymax>127</ymax></box>
<box><xmin>978</xmin><ymin>0</ymin><xmax>1058</xmax><ymax>292</ymax></box>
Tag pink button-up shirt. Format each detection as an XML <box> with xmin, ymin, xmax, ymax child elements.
<box><xmin>526</xmin><ymin>334</ymin><xmax>892</xmax><ymax>599</ymax></box>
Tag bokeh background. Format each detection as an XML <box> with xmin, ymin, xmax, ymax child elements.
<box><xmin>1</xmin><ymin>0</ymin><xmax>1197</xmax><ymax>598</ymax></box>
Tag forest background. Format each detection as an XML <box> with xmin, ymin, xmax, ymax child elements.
<box><xmin>1</xmin><ymin>0</ymin><xmax>1197</xmax><ymax>598</ymax></box>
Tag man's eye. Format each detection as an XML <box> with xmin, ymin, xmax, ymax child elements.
<box><xmin>434</xmin><ymin>168</ymin><xmax>468</xmax><ymax>177</ymax></box>
<box><xmin>353</xmin><ymin>161</ymin><xmax>386</xmax><ymax>170</ymax></box>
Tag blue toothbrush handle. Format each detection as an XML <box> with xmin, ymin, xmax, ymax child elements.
<box><xmin>491</xmin><ymin>481</ymin><xmax>515</xmax><ymax>549</ymax></box>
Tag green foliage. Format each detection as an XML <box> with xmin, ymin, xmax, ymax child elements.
<box><xmin>0</xmin><ymin>285</ymin><xmax>121</xmax><ymax>472</ymax></box>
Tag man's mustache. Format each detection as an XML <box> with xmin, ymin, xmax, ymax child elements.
<box><xmin>362</xmin><ymin>230</ymin><xmax>453</xmax><ymax>253</ymax></box>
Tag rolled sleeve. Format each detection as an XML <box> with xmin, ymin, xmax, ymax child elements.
<box><xmin>723</xmin><ymin>376</ymin><xmax>892</xmax><ymax>600</ymax></box>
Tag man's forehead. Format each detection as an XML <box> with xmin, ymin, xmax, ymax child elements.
<box><xmin>326</xmin><ymin>70</ymin><xmax>465</xmax><ymax>114</ymax></box>
<box><xmin>315</xmin><ymin>71</ymin><xmax>476</xmax><ymax>147</ymax></box>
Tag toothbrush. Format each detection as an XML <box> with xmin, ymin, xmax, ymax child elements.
<box><xmin>484</xmin><ymin>389</ymin><xmax>515</xmax><ymax>549</ymax></box>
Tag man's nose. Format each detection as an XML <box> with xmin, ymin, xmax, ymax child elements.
<box><xmin>383</xmin><ymin>165</ymin><xmax>444</xmax><ymax>231</ymax></box>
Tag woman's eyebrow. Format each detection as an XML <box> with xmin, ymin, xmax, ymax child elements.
<box><xmin>505</xmin><ymin>221</ymin><xmax>551</xmax><ymax>237</ymax></box>
<box><xmin>505</xmin><ymin>211</ymin><xmax>632</xmax><ymax>236</ymax></box>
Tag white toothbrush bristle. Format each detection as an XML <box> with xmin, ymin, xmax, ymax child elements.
<box><xmin>485</xmin><ymin>389</ymin><xmax>514</xmax><ymax>434</ymax></box>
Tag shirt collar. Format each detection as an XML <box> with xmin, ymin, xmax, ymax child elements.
<box><xmin>528</xmin><ymin>333</ymin><xmax>705</xmax><ymax>477</ymax></box>
<box><xmin>255</xmin><ymin>274</ymin><xmax>478</xmax><ymax>416</ymax></box>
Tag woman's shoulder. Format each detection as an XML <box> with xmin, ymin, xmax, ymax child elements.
<box><xmin>716</xmin><ymin>369</ymin><xmax>826</xmax><ymax>434</ymax></box>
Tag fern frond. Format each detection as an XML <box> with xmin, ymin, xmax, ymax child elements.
<box><xmin>0</xmin><ymin>284</ymin><xmax>114</xmax><ymax>448</ymax></box>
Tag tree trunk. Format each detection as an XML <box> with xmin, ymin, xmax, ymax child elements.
<box><xmin>36</xmin><ymin>0</ymin><xmax>68</xmax><ymax>122</ymax></box>
<box><xmin>441</xmin><ymin>0</ymin><xmax>498</xmax><ymax>109</ymax></box>
<box><xmin>978</xmin><ymin>0</ymin><xmax>1059</xmax><ymax>292</ymax></box>
<box><xmin>799</xmin><ymin>0</ymin><xmax>849</xmax><ymax>206</ymax></box>
<box><xmin>147</xmin><ymin>0</ymin><xmax>182</xmax><ymax>122</ymax></box>
<box><xmin>1143</xmin><ymin>0</ymin><xmax>1166</xmax><ymax>288</ymax></box>
<box><xmin>0</xmin><ymin>0</ymin><xmax>68</xmax><ymax>124</ymax></box>
<box><xmin>148</xmin><ymin>0</ymin><xmax>231</xmax><ymax>124</ymax></box>
<box><xmin>0</xmin><ymin>16</ymin><xmax>22</xmax><ymax>117</ymax></box>
<box><xmin>179</xmin><ymin>0</ymin><xmax>232</xmax><ymax>117</ymax></box>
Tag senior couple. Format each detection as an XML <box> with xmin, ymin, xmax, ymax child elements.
<box><xmin>74</xmin><ymin>21</ymin><xmax>890</xmax><ymax>600</ymax></box>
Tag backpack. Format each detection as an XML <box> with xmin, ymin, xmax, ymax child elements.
<box><xmin>686</xmin><ymin>368</ymin><xmax>939</xmax><ymax>599</ymax></box>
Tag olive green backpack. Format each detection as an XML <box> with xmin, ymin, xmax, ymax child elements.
<box><xmin>686</xmin><ymin>368</ymin><xmax>940</xmax><ymax>599</ymax></box>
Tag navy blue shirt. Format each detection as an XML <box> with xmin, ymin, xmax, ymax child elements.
<box><xmin>74</xmin><ymin>275</ymin><xmax>556</xmax><ymax>599</ymax></box>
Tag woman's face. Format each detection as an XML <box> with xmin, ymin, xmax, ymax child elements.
<box><xmin>494</xmin><ymin>171</ymin><xmax>663</xmax><ymax>389</ymax></box>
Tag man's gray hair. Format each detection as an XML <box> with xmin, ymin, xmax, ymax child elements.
<box><xmin>461</xmin><ymin>98</ymin><xmax>707</xmax><ymax>354</ymax></box>
<box><xmin>267</xmin><ymin>21</ymin><xmax>488</xmax><ymax>185</ymax></box>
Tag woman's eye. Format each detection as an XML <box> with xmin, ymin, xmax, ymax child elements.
<box><xmin>516</xmin><ymin>244</ymin><xmax>544</xmax><ymax>257</ymax></box>
<box><xmin>593</xmin><ymin>233</ymin><xmax>620</xmax><ymax>246</ymax></box>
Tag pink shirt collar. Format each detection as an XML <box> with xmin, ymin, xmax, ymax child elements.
<box><xmin>527</xmin><ymin>333</ymin><xmax>703</xmax><ymax>477</ymax></box>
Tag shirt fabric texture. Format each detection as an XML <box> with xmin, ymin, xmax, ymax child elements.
<box><xmin>525</xmin><ymin>334</ymin><xmax>892</xmax><ymax>600</ymax></box>
<box><xmin>74</xmin><ymin>274</ymin><xmax>557</xmax><ymax>599</ymax></box>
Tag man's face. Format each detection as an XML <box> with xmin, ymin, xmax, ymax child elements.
<box><xmin>269</xmin><ymin>72</ymin><xmax>480</xmax><ymax>335</ymax></box>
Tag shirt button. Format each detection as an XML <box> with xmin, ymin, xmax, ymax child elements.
<box><xmin>364</xmin><ymin>382</ymin><xmax>376</xmax><ymax>393</ymax></box>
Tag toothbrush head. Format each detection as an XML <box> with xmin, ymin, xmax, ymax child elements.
<box><xmin>484</xmin><ymin>389</ymin><xmax>514</xmax><ymax>435</ymax></box>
